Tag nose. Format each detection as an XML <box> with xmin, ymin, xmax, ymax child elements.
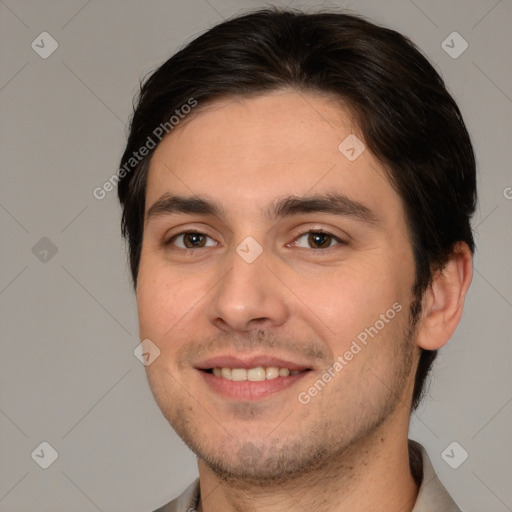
<box><xmin>207</xmin><ymin>247</ymin><xmax>289</xmax><ymax>333</ymax></box>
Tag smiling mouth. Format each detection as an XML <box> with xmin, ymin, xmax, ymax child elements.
<box><xmin>197</xmin><ymin>364</ymin><xmax>312</xmax><ymax>400</ymax></box>
<box><xmin>202</xmin><ymin>366</ymin><xmax>310</xmax><ymax>381</ymax></box>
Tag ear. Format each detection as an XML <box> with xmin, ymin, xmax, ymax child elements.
<box><xmin>416</xmin><ymin>242</ymin><xmax>473</xmax><ymax>351</ymax></box>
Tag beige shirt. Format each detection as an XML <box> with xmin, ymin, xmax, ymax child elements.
<box><xmin>153</xmin><ymin>441</ymin><xmax>461</xmax><ymax>512</ymax></box>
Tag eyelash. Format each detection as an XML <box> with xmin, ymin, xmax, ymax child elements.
<box><xmin>165</xmin><ymin>229</ymin><xmax>346</xmax><ymax>252</ymax></box>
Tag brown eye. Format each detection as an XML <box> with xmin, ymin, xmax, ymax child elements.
<box><xmin>307</xmin><ymin>232</ymin><xmax>333</xmax><ymax>249</ymax></box>
<box><xmin>183</xmin><ymin>233</ymin><xmax>206</xmax><ymax>248</ymax></box>
<box><xmin>292</xmin><ymin>231</ymin><xmax>342</xmax><ymax>249</ymax></box>
<box><xmin>170</xmin><ymin>232</ymin><xmax>215</xmax><ymax>249</ymax></box>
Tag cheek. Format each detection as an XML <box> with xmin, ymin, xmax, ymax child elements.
<box><xmin>136</xmin><ymin>254</ymin><xmax>203</xmax><ymax>340</ymax></box>
<box><xmin>295</xmin><ymin>258</ymin><xmax>413</xmax><ymax>351</ymax></box>
<box><xmin>136</xmin><ymin>258</ymin><xmax>164</xmax><ymax>338</ymax></box>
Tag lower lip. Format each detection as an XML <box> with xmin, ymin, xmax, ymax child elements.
<box><xmin>198</xmin><ymin>370</ymin><xmax>310</xmax><ymax>400</ymax></box>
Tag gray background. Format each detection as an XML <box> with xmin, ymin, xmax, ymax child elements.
<box><xmin>0</xmin><ymin>0</ymin><xmax>511</xmax><ymax>511</ymax></box>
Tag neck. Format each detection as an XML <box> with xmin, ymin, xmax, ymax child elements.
<box><xmin>196</xmin><ymin>417</ymin><xmax>418</xmax><ymax>512</ymax></box>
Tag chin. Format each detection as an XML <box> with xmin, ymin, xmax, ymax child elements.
<box><xmin>186</xmin><ymin>429</ymin><xmax>348</xmax><ymax>486</ymax></box>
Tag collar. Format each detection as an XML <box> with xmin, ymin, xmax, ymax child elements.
<box><xmin>409</xmin><ymin>440</ymin><xmax>461</xmax><ymax>512</ymax></box>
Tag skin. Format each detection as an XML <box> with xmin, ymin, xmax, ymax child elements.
<box><xmin>136</xmin><ymin>90</ymin><xmax>473</xmax><ymax>512</ymax></box>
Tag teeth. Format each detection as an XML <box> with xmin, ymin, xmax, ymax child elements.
<box><xmin>211</xmin><ymin>366</ymin><xmax>304</xmax><ymax>380</ymax></box>
<box><xmin>247</xmin><ymin>367</ymin><xmax>266</xmax><ymax>381</ymax></box>
<box><xmin>266</xmin><ymin>366</ymin><xmax>279</xmax><ymax>379</ymax></box>
<box><xmin>231</xmin><ymin>368</ymin><xmax>247</xmax><ymax>381</ymax></box>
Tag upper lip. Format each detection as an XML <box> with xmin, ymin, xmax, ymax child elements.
<box><xmin>194</xmin><ymin>354</ymin><xmax>312</xmax><ymax>371</ymax></box>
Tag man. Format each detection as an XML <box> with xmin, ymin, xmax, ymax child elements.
<box><xmin>118</xmin><ymin>8</ymin><xmax>475</xmax><ymax>512</ymax></box>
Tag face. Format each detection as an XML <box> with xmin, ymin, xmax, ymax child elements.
<box><xmin>136</xmin><ymin>90</ymin><xmax>419</xmax><ymax>482</ymax></box>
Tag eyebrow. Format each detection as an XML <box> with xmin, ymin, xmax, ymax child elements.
<box><xmin>146</xmin><ymin>192</ymin><xmax>377</xmax><ymax>225</ymax></box>
<box><xmin>147</xmin><ymin>194</ymin><xmax>220</xmax><ymax>220</ymax></box>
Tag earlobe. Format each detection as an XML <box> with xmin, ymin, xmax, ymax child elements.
<box><xmin>416</xmin><ymin>242</ymin><xmax>473</xmax><ymax>351</ymax></box>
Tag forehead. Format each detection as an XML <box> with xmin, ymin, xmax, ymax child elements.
<box><xmin>145</xmin><ymin>90</ymin><xmax>401</xmax><ymax>221</ymax></box>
